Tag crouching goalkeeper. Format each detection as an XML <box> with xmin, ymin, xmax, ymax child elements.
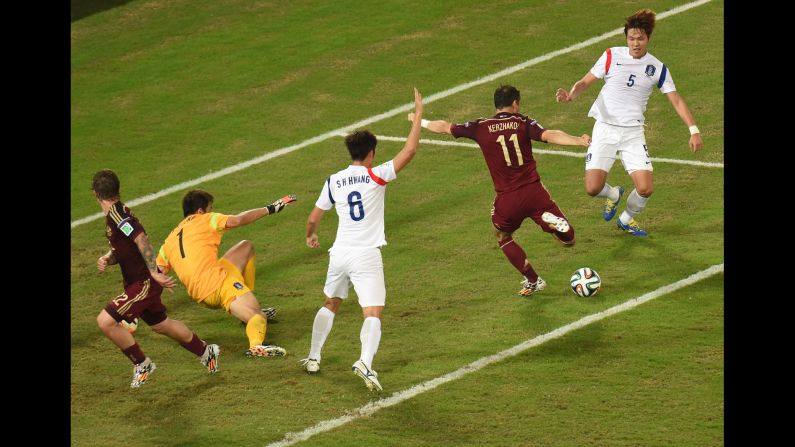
<box><xmin>157</xmin><ymin>190</ymin><xmax>296</xmax><ymax>358</ymax></box>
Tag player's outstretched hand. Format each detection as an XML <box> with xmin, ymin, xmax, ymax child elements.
<box><xmin>268</xmin><ymin>194</ymin><xmax>297</xmax><ymax>214</ymax></box>
<box><xmin>581</xmin><ymin>134</ymin><xmax>592</xmax><ymax>146</ymax></box>
<box><xmin>413</xmin><ymin>87</ymin><xmax>423</xmax><ymax>115</ymax></box>
<box><xmin>555</xmin><ymin>88</ymin><xmax>570</xmax><ymax>103</ymax></box>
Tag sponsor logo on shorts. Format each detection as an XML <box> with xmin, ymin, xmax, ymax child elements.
<box><xmin>233</xmin><ymin>282</ymin><xmax>244</xmax><ymax>290</ymax></box>
<box><xmin>645</xmin><ymin>65</ymin><xmax>656</xmax><ymax>77</ymax></box>
<box><xmin>585</xmin><ymin>153</ymin><xmax>592</xmax><ymax>163</ymax></box>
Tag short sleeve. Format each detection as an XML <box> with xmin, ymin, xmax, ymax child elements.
<box><xmin>526</xmin><ymin>117</ymin><xmax>546</xmax><ymax>142</ymax></box>
<box><xmin>209</xmin><ymin>212</ymin><xmax>230</xmax><ymax>232</ymax></box>
<box><xmin>372</xmin><ymin>160</ymin><xmax>397</xmax><ymax>183</ymax></box>
<box><xmin>156</xmin><ymin>245</ymin><xmax>170</xmax><ymax>272</ymax></box>
<box><xmin>115</xmin><ymin>206</ymin><xmax>143</xmax><ymax>240</ymax></box>
<box><xmin>450</xmin><ymin>119</ymin><xmax>480</xmax><ymax>140</ymax></box>
<box><xmin>589</xmin><ymin>49</ymin><xmax>609</xmax><ymax>79</ymax></box>
<box><xmin>315</xmin><ymin>177</ymin><xmax>334</xmax><ymax>210</ymax></box>
<box><xmin>658</xmin><ymin>65</ymin><xmax>676</xmax><ymax>94</ymax></box>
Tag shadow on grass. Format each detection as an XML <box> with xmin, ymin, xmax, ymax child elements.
<box><xmin>72</xmin><ymin>0</ymin><xmax>133</xmax><ymax>22</ymax></box>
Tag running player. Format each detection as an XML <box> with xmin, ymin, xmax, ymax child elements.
<box><xmin>92</xmin><ymin>169</ymin><xmax>219</xmax><ymax>388</ymax></box>
<box><xmin>555</xmin><ymin>9</ymin><xmax>703</xmax><ymax>236</ymax></box>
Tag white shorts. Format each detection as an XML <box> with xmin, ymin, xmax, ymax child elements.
<box><xmin>323</xmin><ymin>247</ymin><xmax>386</xmax><ymax>308</ymax></box>
<box><xmin>586</xmin><ymin>121</ymin><xmax>653</xmax><ymax>173</ymax></box>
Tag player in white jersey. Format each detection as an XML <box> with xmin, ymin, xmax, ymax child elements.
<box><xmin>299</xmin><ymin>88</ymin><xmax>424</xmax><ymax>391</ymax></box>
<box><xmin>555</xmin><ymin>9</ymin><xmax>703</xmax><ymax>236</ymax></box>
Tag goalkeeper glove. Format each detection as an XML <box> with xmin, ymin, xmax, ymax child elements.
<box><xmin>266</xmin><ymin>194</ymin><xmax>297</xmax><ymax>214</ymax></box>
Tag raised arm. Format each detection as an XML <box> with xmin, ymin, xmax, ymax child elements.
<box><xmin>225</xmin><ymin>194</ymin><xmax>297</xmax><ymax>228</ymax></box>
<box><xmin>540</xmin><ymin>129</ymin><xmax>591</xmax><ymax>147</ymax></box>
<box><xmin>392</xmin><ymin>88</ymin><xmax>424</xmax><ymax>173</ymax></box>
<box><xmin>306</xmin><ymin>206</ymin><xmax>327</xmax><ymax>249</ymax></box>
<box><xmin>406</xmin><ymin>113</ymin><xmax>452</xmax><ymax>134</ymax></box>
<box><xmin>556</xmin><ymin>72</ymin><xmax>599</xmax><ymax>103</ymax></box>
<box><xmin>665</xmin><ymin>91</ymin><xmax>703</xmax><ymax>152</ymax></box>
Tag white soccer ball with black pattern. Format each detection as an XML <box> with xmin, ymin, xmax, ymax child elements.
<box><xmin>570</xmin><ymin>267</ymin><xmax>601</xmax><ymax>297</ymax></box>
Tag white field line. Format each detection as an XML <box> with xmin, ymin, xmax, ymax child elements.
<box><xmin>371</xmin><ymin>135</ymin><xmax>725</xmax><ymax>168</ymax></box>
<box><xmin>265</xmin><ymin>263</ymin><xmax>724</xmax><ymax>447</ymax></box>
<box><xmin>70</xmin><ymin>0</ymin><xmax>713</xmax><ymax>230</ymax></box>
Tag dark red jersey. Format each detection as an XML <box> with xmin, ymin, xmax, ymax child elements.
<box><xmin>104</xmin><ymin>202</ymin><xmax>150</xmax><ymax>287</ymax></box>
<box><xmin>451</xmin><ymin>112</ymin><xmax>546</xmax><ymax>193</ymax></box>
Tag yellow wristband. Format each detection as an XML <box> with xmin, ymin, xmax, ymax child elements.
<box><xmin>689</xmin><ymin>125</ymin><xmax>700</xmax><ymax>135</ymax></box>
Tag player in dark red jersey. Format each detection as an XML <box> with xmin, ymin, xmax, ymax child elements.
<box><xmin>92</xmin><ymin>169</ymin><xmax>220</xmax><ymax>388</ymax></box>
<box><xmin>408</xmin><ymin>85</ymin><xmax>591</xmax><ymax>296</ymax></box>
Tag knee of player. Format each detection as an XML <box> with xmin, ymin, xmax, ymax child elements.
<box><xmin>585</xmin><ymin>185</ymin><xmax>602</xmax><ymax>197</ymax></box>
<box><xmin>96</xmin><ymin>310</ymin><xmax>115</xmax><ymax>331</ymax></box>
<box><xmin>636</xmin><ymin>186</ymin><xmax>654</xmax><ymax>197</ymax></box>
<box><xmin>240</xmin><ymin>239</ymin><xmax>255</xmax><ymax>254</ymax></box>
<box><xmin>493</xmin><ymin>229</ymin><xmax>512</xmax><ymax>242</ymax></box>
<box><xmin>324</xmin><ymin>297</ymin><xmax>342</xmax><ymax>313</ymax></box>
<box><xmin>149</xmin><ymin>320</ymin><xmax>169</xmax><ymax>334</ymax></box>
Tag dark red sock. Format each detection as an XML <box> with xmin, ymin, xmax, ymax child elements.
<box><xmin>499</xmin><ymin>237</ymin><xmax>537</xmax><ymax>282</ymax></box>
<box><xmin>122</xmin><ymin>343</ymin><xmax>146</xmax><ymax>365</ymax></box>
<box><xmin>556</xmin><ymin>227</ymin><xmax>575</xmax><ymax>244</ymax></box>
<box><xmin>180</xmin><ymin>333</ymin><xmax>207</xmax><ymax>357</ymax></box>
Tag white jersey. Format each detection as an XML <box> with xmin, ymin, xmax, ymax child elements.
<box><xmin>315</xmin><ymin>161</ymin><xmax>397</xmax><ymax>251</ymax></box>
<box><xmin>588</xmin><ymin>47</ymin><xmax>676</xmax><ymax>126</ymax></box>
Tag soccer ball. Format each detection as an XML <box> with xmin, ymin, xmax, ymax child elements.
<box><xmin>570</xmin><ymin>267</ymin><xmax>601</xmax><ymax>297</ymax></box>
<box><xmin>120</xmin><ymin>318</ymin><xmax>138</xmax><ymax>333</ymax></box>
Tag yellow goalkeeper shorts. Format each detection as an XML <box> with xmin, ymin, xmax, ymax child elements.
<box><xmin>201</xmin><ymin>258</ymin><xmax>251</xmax><ymax>312</ymax></box>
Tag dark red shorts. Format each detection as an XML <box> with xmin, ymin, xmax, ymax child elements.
<box><xmin>491</xmin><ymin>181</ymin><xmax>571</xmax><ymax>234</ymax></box>
<box><xmin>104</xmin><ymin>278</ymin><xmax>168</xmax><ymax>326</ymax></box>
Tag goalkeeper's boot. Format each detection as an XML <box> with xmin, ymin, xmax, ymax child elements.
<box><xmin>239</xmin><ymin>307</ymin><xmax>278</xmax><ymax>328</ymax></box>
<box><xmin>200</xmin><ymin>344</ymin><xmax>220</xmax><ymax>373</ymax></box>
<box><xmin>262</xmin><ymin>307</ymin><xmax>277</xmax><ymax>320</ymax></box>
<box><xmin>130</xmin><ymin>357</ymin><xmax>156</xmax><ymax>389</ymax></box>
<box><xmin>541</xmin><ymin>212</ymin><xmax>570</xmax><ymax>233</ymax></box>
<box><xmin>519</xmin><ymin>276</ymin><xmax>546</xmax><ymax>297</ymax></box>
<box><xmin>245</xmin><ymin>344</ymin><xmax>287</xmax><ymax>358</ymax></box>
<box><xmin>616</xmin><ymin>217</ymin><xmax>648</xmax><ymax>236</ymax></box>
<box><xmin>299</xmin><ymin>358</ymin><xmax>320</xmax><ymax>374</ymax></box>
<box><xmin>352</xmin><ymin>359</ymin><xmax>383</xmax><ymax>392</ymax></box>
<box><xmin>602</xmin><ymin>186</ymin><xmax>624</xmax><ymax>221</ymax></box>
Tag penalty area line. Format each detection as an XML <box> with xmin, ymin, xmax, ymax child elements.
<box><xmin>265</xmin><ymin>263</ymin><xmax>724</xmax><ymax>447</ymax></box>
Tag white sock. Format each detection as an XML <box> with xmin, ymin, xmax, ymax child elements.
<box><xmin>359</xmin><ymin>317</ymin><xmax>382</xmax><ymax>370</ymax></box>
<box><xmin>595</xmin><ymin>183</ymin><xmax>619</xmax><ymax>201</ymax></box>
<box><xmin>619</xmin><ymin>189</ymin><xmax>649</xmax><ymax>224</ymax></box>
<box><xmin>309</xmin><ymin>307</ymin><xmax>335</xmax><ymax>361</ymax></box>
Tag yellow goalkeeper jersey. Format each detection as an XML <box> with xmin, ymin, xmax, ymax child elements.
<box><xmin>157</xmin><ymin>212</ymin><xmax>230</xmax><ymax>301</ymax></box>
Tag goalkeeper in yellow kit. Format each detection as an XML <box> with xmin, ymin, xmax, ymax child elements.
<box><xmin>157</xmin><ymin>189</ymin><xmax>296</xmax><ymax>357</ymax></box>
